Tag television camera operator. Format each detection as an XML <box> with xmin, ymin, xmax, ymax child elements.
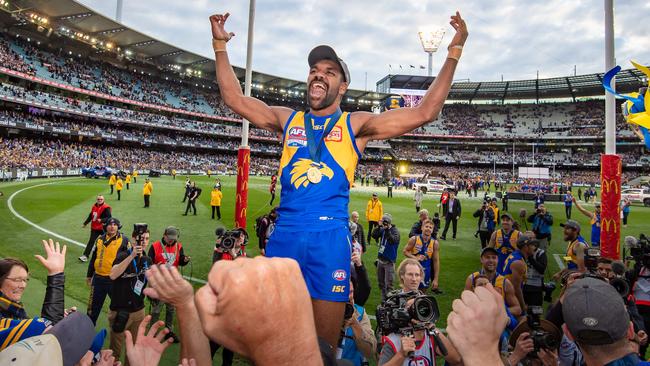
<box><xmin>377</xmin><ymin>259</ymin><xmax>460</xmax><ymax>366</ymax></box>
<box><xmin>373</xmin><ymin>214</ymin><xmax>400</xmax><ymax>301</ymax></box>
<box><xmin>108</xmin><ymin>223</ymin><xmax>153</xmax><ymax>365</ymax></box>
<box><xmin>209</xmin><ymin>227</ymin><xmax>249</xmax><ymax>365</ymax></box>
<box><xmin>622</xmin><ymin>234</ymin><xmax>650</xmax><ymax>355</ymax></box>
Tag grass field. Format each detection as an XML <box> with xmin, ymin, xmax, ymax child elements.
<box><xmin>1</xmin><ymin>175</ymin><xmax>649</xmax><ymax>365</ymax></box>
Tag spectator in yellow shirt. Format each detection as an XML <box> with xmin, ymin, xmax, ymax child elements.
<box><xmin>109</xmin><ymin>174</ymin><xmax>117</xmax><ymax>195</ymax></box>
<box><xmin>143</xmin><ymin>178</ymin><xmax>153</xmax><ymax>208</ymax></box>
<box><xmin>211</xmin><ymin>186</ymin><xmax>223</xmax><ymax>220</ymax></box>
<box><xmin>116</xmin><ymin>177</ymin><xmax>124</xmax><ymax>201</ymax></box>
<box><xmin>365</xmin><ymin>193</ymin><xmax>383</xmax><ymax>245</ymax></box>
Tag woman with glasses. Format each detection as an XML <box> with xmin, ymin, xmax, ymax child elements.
<box><xmin>0</xmin><ymin>239</ymin><xmax>66</xmax><ymax>324</ymax></box>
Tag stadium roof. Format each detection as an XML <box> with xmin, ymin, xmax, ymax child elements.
<box><xmin>4</xmin><ymin>0</ymin><xmax>649</xmax><ymax>104</ymax></box>
<box><xmin>379</xmin><ymin>69</ymin><xmax>647</xmax><ymax>102</ymax></box>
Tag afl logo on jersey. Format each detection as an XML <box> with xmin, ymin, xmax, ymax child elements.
<box><xmin>410</xmin><ymin>356</ymin><xmax>431</xmax><ymax>366</ymax></box>
<box><xmin>332</xmin><ymin>269</ymin><xmax>347</xmax><ymax>281</ymax></box>
<box><xmin>287</xmin><ymin>127</ymin><xmax>307</xmax><ymax>147</ymax></box>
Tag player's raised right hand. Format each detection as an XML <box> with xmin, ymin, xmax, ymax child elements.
<box><xmin>209</xmin><ymin>13</ymin><xmax>235</xmax><ymax>42</ymax></box>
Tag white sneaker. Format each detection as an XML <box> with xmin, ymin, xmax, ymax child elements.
<box><xmin>78</xmin><ymin>255</ymin><xmax>88</xmax><ymax>262</ymax></box>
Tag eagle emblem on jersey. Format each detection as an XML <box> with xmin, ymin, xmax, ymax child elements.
<box><xmin>290</xmin><ymin>159</ymin><xmax>334</xmax><ymax>188</ymax></box>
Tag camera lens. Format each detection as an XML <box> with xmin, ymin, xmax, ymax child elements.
<box><xmin>412</xmin><ymin>296</ymin><xmax>438</xmax><ymax>323</ymax></box>
<box><xmin>222</xmin><ymin>237</ymin><xmax>235</xmax><ymax>250</ymax></box>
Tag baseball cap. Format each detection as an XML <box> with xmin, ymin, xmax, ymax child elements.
<box><xmin>500</xmin><ymin>212</ymin><xmax>514</xmax><ymax>221</ymax></box>
<box><xmin>308</xmin><ymin>45</ymin><xmax>351</xmax><ymax>83</ymax></box>
<box><xmin>481</xmin><ymin>247</ymin><xmax>499</xmax><ymax>257</ymax></box>
<box><xmin>516</xmin><ymin>235</ymin><xmax>539</xmax><ymax>248</ymax></box>
<box><xmin>560</xmin><ymin>219</ymin><xmax>581</xmax><ymax>232</ymax></box>
<box><xmin>372</xmin><ymin>193</ymin><xmax>378</xmax><ymax>197</ymax></box>
<box><xmin>381</xmin><ymin>214</ymin><xmax>392</xmax><ymax>225</ymax></box>
<box><xmin>104</xmin><ymin>217</ymin><xmax>121</xmax><ymax>227</ymax></box>
<box><xmin>0</xmin><ymin>312</ymin><xmax>96</xmax><ymax>366</ymax></box>
<box><xmin>164</xmin><ymin>226</ymin><xmax>179</xmax><ymax>240</ymax></box>
<box><xmin>563</xmin><ymin>277</ymin><xmax>630</xmax><ymax>345</ymax></box>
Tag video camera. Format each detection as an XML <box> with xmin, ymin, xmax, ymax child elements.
<box><xmin>215</xmin><ymin>227</ymin><xmax>249</xmax><ymax>251</ymax></box>
<box><xmin>626</xmin><ymin>234</ymin><xmax>650</xmax><ymax>267</ymax></box>
<box><xmin>375</xmin><ymin>291</ymin><xmax>439</xmax><ymax>336</ymax></box>
<box><xmin>510</xmin><ymin>306</ymin><xmax>561</xmax><ymax>360</ymax></box>
<box><xmin>584</xmin><ymin>247</ymin><xmax>601</xmax><ymax>273</ymax></box>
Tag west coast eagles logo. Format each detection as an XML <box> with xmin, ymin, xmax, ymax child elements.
<box><xmin>290</xmin><ymin>159</ymin><xmax>334</xmax><ymax>188</ymax></box>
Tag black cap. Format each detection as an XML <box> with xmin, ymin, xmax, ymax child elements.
<box><xmin>308</xmin><ymin>45</ymin><xmax>350</xmax><ymax>83</ymax></box>
<box><xmin>481</xmin><ymin>247</ymin><xmax>499</xmax><ymax>257</ymax></box>
<box><xmin>517</xmin><ymin>235</ymin><xmax>539</xmax><ymax>248</ymax></box>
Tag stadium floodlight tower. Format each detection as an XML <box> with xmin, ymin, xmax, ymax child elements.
<box><xmin>418</xmin><ymin>28</ymin><xmax>446</xmax><ymax>77</ymax></box>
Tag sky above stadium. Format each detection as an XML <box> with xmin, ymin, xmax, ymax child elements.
<box><xmin>78</xmin><ymin>0</ymin><xmax>650</xmax><ymax>91</ymax></box>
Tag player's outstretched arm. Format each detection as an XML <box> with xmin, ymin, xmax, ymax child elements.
<box><xmin>209</xmin><ymin>13</ymin><xmax>291</xmax><ymax>133</ymax></box>
<box><xmin>352</xmin><ymin>12</ymin><xmax>468</xmax><ymax>143</ymax></box>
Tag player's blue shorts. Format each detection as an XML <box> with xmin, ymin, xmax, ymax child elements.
<box><xmin>419</xmin><ymin>261</ymin><xmax>432</xmax><ymax>289</ymax></box>
<box><xmin>266</xmin><ymin>221</ymin><xmax>352</xmax><ymax>302</ymax></box>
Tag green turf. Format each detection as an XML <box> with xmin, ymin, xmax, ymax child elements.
<box><xmin>1</xmin><ymin>176</ymin><xmax>649</xmax><ymax>365</ymax></box>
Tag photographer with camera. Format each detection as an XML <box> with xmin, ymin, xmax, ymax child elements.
<box><xmin>108</xmin><ymin>224</ymin><xmax>153</xmax><ymax>366</ymax></box>
<box><xmin>377</xmin><ymin>259</ymin><xmax>461</xmax><ymax>366</ymax></box>
<box><xmin>624</xmin><ymin>235</ymin><xmax>650</xmax><ymax>356</ymax></box>
<box><xmin>527</xmin><ymin>204</ymin><xmax>553</xmax><ymax>251</ymax></box>
<box><xmin>255</xmin><ymin>207</ymin><xmax>277</xmax><ymax>256</ymax></box>
<box><xmin>523</xmin><ymin>230</ymin><xmax>550</xmax><ymax>308</ymax></box>
<box><xmin>147</xmin><ymin>226</ymin><xmax>191</xmax><ymax>343</ymax></box>
<box><xmin>374</xmin><ymin>214</ymin><xmax>400</xmax><ymax>301</ymax></box>
<box><xmin>489</xmin><ymin>213</ymin><xmax>522</xmax><ymax>275</ymax></box>
<box><xmin>209</xmin><ymin>227</ymin><xmax>248</xmax><ymax>365</ymax></box>
<box><xmin>338</xmin><ymin>279</ymin><xmax>376</xmax><ymax>366</ymax></box>
<box><xmin>403</xmin><ymin>219</ymin><xmax>440</xmax><ymax>292</ymax></box>
<box><xmin>473</xmin><ymin>200</ymin><xmax>495</xmax><ymax>249</ymax></box>
<box><xmin>561</xmin><ymin>220</ymin><xmax>589</xmax><ymax>272</ymax></box>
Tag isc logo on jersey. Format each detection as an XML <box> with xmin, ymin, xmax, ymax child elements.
<box><xmin>332</xmin><ymin>269</ymin><xmax>347</xmax><ymax>281</ymax></box>
<box><xmin>287</xmin><ymin>127</ymin><xmax>307</xmax><ymax>147</ymax></box>
<box><xmin>325</xmin><ymin>126</ymin><xmax>342</xmax><ymax>142</ymax></box>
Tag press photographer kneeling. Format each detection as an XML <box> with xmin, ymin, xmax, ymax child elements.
<box><xmin>377</xmin><ymin>259</ymin><xmax>460</xmax><ymax>366</ymax></box>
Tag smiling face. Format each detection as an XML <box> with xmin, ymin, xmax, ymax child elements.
<box><xmin>307</xmin><ymin>60</ymin><xmax>347</xmax><ymax>111</ymax></box>
<box><xmin>0</xmin><ymin>265</ymin><xmax>28</xmax><ymax>302</ymax></box>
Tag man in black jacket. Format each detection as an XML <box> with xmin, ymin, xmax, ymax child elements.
<box><xmin>408</xmin><ymin>209</ymin><xmax>430</xmax><ymax>238</ymax></box>
<box><xmin>183</xmin><ymin>182</ymin><xmax>202</xmax><ymax>216</ymax></box>
<box><xmin>108</xmin><ymin>227</ymin><xmax>152</xmax><ymax>363</ymax></box>
<box><xmin>473</xmin><ymin>201</ymin><xmax>495</xmax><ymax>248</ymax></box>
<box><xmin>440</xmin><ymin>190</ymin><xmax>461</xmax><ymax>240</ymax></box>
<box><xmin>522</xmin><ymin>231</ymin><xmax>548</xmax><ymax>307</ymax></box>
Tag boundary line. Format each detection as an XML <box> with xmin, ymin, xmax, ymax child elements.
<box><xmin>7</xmin><ymin>181</ymin><xmax>207</xmax><ymax>284</ymax></box>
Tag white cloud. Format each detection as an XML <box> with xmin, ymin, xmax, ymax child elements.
<box><xmin>79</xmin><ymin>0</ymin><xmax>650</xmax><ymax>91</ymax></box>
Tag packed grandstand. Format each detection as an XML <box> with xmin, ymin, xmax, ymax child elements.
<box><xmin>0</xmin><ymin>2</ymin><xmax>648</xmax><ymax>187</ymax></box>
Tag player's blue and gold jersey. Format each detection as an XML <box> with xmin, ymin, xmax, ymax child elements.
<box><xmin>502</xmin><ymin>250</ymin><xmax>526</xmax><ymax>283</ymax></box>
<box><xmin>276</xmin><ymin>110</ymin><xmax>361</xmax><ymax>228</ymax></box>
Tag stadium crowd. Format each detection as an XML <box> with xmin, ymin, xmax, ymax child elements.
<box><xmin>1</xmin><ymin>186</ymin><xmax>648</xmax><ymax>366</ymax></box>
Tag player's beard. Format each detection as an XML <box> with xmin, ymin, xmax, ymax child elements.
<box><xmin>307</xmin><ymin>84</ymin><xmax>339</xmax><ymax>112</ymax></box>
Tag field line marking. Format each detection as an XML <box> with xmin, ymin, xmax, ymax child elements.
<box><xmin>7</xmin><ymin>181</ymin><xmax>207</xmax><ymax>285</ymax></box>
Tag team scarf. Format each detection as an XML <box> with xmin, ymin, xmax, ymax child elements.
<box><xmin>0</xmin><ymin>292</ymin><xmax>27</xmax><ymax>319</ymax></box>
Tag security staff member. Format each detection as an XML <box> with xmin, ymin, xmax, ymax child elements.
<box><xmin>365</xmin><ymin>193</ymin><xmax>383</xmax><ymax>245</ymax></box>
<box><xmin>210</xmin><ymin>185</ymin><xmax>223</xmax><ymax>220</ymax></box>
<box><xmin>109</xmin><ymin>174</ymin><xmax>117</xmax><ymax>195</ymax></box>
<box><xmin>183</xmin><ymin>182</ymin><xmax>202</xmax><ymax>216</ymax></box>
<box><xmin>171</xmin><ymin>169</ymin><xmax>177</xmax><ymax>180</ymax></box>
<box><xmin>125</xmin><ymin>173</ymin><xmax>131</xmax><ymax>190</ymax></box>
<box><xmin>80</xmin><ymin>195</ymin><xmax>111</xmax><ymax>262</ymax></box>
<box><xmin>132</xmin><ymin>169</ymin><xmax>138</xmax><ymax>183</ymax></box>
<box><xmin>148</xmin><ymin>226</ymin><xmax>190</xmax><ymax>342</ymax></box>
<box><xmin>86</xmin><ymin>217</ymin><xmax>128</xmax><ymax>324</ymax></box>
<box><xmin>116</xmin><ymin>176</ymin><xmax>124</xmax><ymax>201</ymax></box>
<box><xmin>108</xmin><ymin>227</ymin><xmax>152</xmax><ymax>365</ymax></box>
<box><xmin>143</xmin><ymin>178</ymin><xmax>153</xmax><ymax>208</ymax></box>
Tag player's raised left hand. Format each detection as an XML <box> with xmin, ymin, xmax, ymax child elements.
<box><xmin>448</xmin><ymin>11</ymin><xmax>468</xmax><ymax>49</ymax></box>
